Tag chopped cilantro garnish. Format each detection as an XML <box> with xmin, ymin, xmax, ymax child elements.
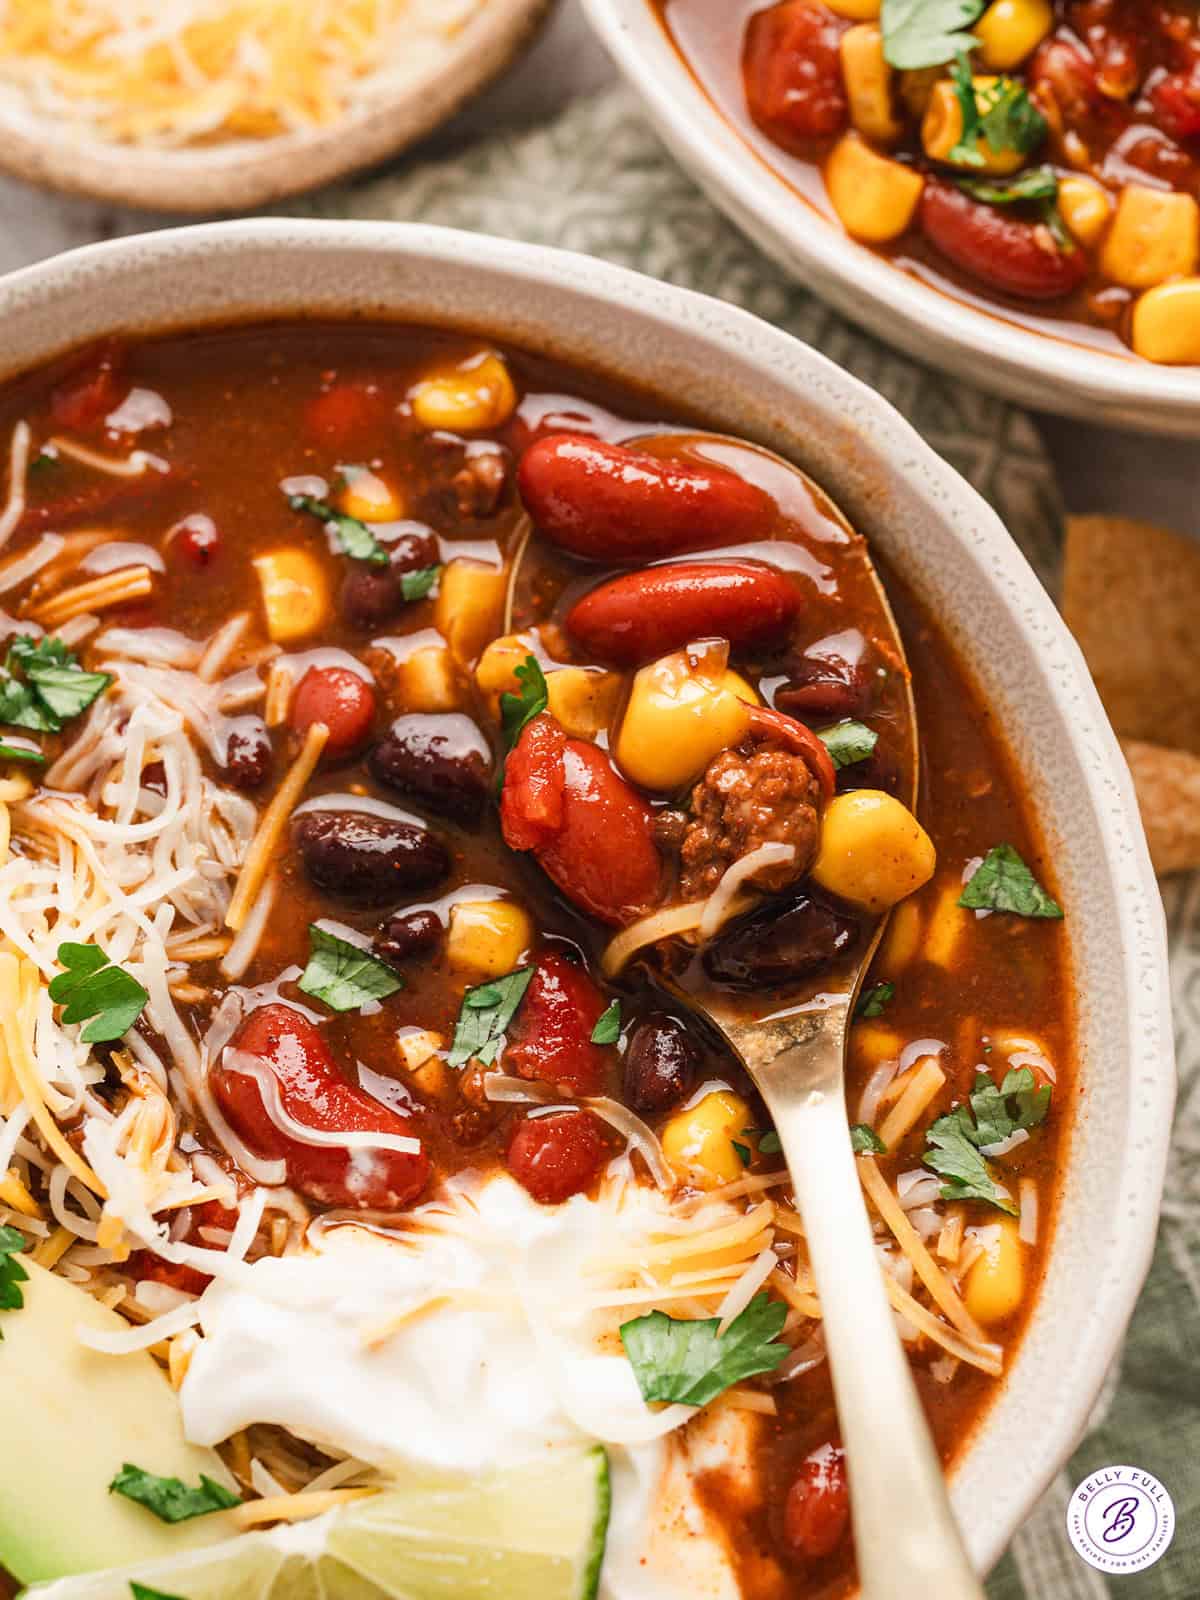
<box><xmin>109</xmin><ymin>1464</ymin><xmax>240</xmax><ymax>1525</ymax></box>
<box><xmin>949</xmin><ymin>52</ymin><xmax>1046</xmax><ymax>166</ymax></box>
<box><xmin>447</xmin><ymin>966</ymin><xmax>535</xmax><ymax>1068</ymax></box>
<box><xmin>27</xmin><ymin>452</ymin><xmax>59</xmax><ymax>478</ymax></box>
<box><xmin>817</xmin><ymin>719</ymin><xmax>878</xmax><ymax>770</ymax></box>
<box><xmin>590</xmin><ymin>999</ymin><xmax>621</xmax><ymax>1045</ymax></box>
<box><xmin>620</xmin><ymin>1292</ymin><xmax>789</xmax><ymax>1407</ymax></box>
<box><xmin>48</xmin><ymin>942</ymin><xmax>148</xmax><ymax>1044</ymax></box>
<box><xmin>856</xmin><ymin>980</ymin><xmax>895</xmax><ymax>1019</ymax></box>
<box><xmin>850</xmin><ymin>1124</ymin><xmax>888</xmax><ymax>1155</ymax></box>
<box><xmin>0</xmin><ymin>1224</ymin><xmax>28</xmax><ymax>1338</ymax></box>
<box><xmin>959</xmin><ymin>844</ymin><xmax>1063</xmax><ymax>918</ymax></box>
<box><xmin>400</xmin><ymin>565</ymin><xmax>442</xmax><ymax>602</ymax></box>
<box><xmin>731</xmin><ymin>1139</ymin><xmax>752</xmax><ymax>1168</ymax></box>
<box><xmin>496</xmin><ymin>654</ymin><xmax>549</xmax><ymax>793</ymax></box>
<box><xmin>923</xmin><ymin>1067</ymin><xmax>1050</xmax><ymax>1213</ymax></box>
<box><xmin>757</xmin><ymin>1129</ymin><xmax>782</xmax><ymax>1157</ymax></box>
<box><xmin>298</xmin><ymin>925</ymin><xmax>404</xmax><ymax>1013</ymax></box>
<box><xmin>881</xmin><ymin>0</ymin><xmax>984</xmax><ymax>68</ymax></box>
<box><xmin>288</xmin><ymin>493</ymin><xmax>388</xmax><ymax>566</ymax></box>
<box><xmin>957</xmin><ymin>165</ymin><xmax>1057</xmax><ymax>205</ymax></box>
<box><xmin>130</xmin><ymin>1585</ymin><xmax>186</xmax><ymax>1600</ymax></box>
<box><xmin>0</xmin><ymin>634</ymin><xmax>111</xmax><ymax>735</ymax></box>
<box><xmin>0</xmin><ymin>740</ymin><xmax>45</xmax><ymax>764</ymax></box>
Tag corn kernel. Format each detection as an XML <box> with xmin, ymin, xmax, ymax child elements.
<box><xmin>410</xmin><ymin>352</ymin><xmax>517</xmax><ymax>433</ymax></box>
<box><xmin>447</xmin><ymin>899</ymin><xmax>533</xmax><ymax>979</ymax></box>
<box><xmin>921</xmin><ymin>78</ymin><xmax>1028</xmax><ymax>173</ymax></box>
<box><xmin>394</xmin><ymin>643</ymin><xmax>461</xmax><ymax>712</ymax></box>
<box><xmin>924</xmin><ymin>880</ymin><xmax>967</xmax><ymax>968</ymax></box>
<box><xmin>1100</xmin><ymin>185</ymin><xmax>1200</xmax><ymax>289</ymax></box>
<box><xmin>434</xmin><ymin>558</ymin><xmax>507</xmax><ymax>666</ymax></box>
<box><xmin>826</xmin><ymin>133</ymin><xmax>924</xmax><ymax>242</ymax></box>
<box><xmin>826</xmin><ymin>0</ymin><xmax>880</xmax><ymax>15</ymax></box>
<box><xmin>879</xmin><ymin>897</ymin><xmax>922</xmax><ymax>973</ymax></box>
<box><xmin>615</xmin><ymin>650</ymin><xmax>757</xmax><ymax>792</ymax></box>
<box><xmin>964</xmin><ymin>1215</ymin><xmax>1026</xmax><ymax>1324</ymax></box>
<box><xmin>974</xmin><ymin>0</ymin><xmax>1053</xmax><ymax>70</ymax></box>
<box><xmin>661</xmin><ymin>1091</ymin><xmax>753</xmax><ymax>1189</ymax></box>
<box><xmin>396</xmin><ymin>1029</ymin><xmax>446</xmax><ymax>1074</ymax></box>
<box><xmin>810</xmin><ymin>790</ymin><xmax>937</xmax><ymax>914</ymax></box>
<box><xmin>253</xmin><ymin>548</ymin><xmax>330</xmax><ymax>643</ymax></box>
<box><xmin>546</xmin><ymin>667</ymin><xmax>623</xmax><ymax>740</ymax></box>
<box><xmin>1057</xmin><ymin>175</ymin><xmax>1113</xmax><ymax>248</ymax></box>
<box><xmin>475</xmin><ymin>633</ymin><xmax>536</xmax><ymax>708</ymax></box>
<box><xmin>840</xmin><ymin>26</ymin><xmax>903</xmax><ymax>145</ymax></box>
<box><xmin>1131</xmin><ymin>277</ymin><xmax>1200</xmax><ymax>364</ymax></box>
<box><xmin>852</xmin><ymin>1023</ymin><xmax>904</xmax><ymax>1068</ymax></box>
<box><xmin>339</xmin><ymin>468</ymin><xmax>404</xmax><ymax>523</ymax></box>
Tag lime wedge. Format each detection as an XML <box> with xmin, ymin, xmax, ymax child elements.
<box><xmin>28</xmin><ymin>1447</ymin><xmax>611</xmax><ymax>1600</ymax></box>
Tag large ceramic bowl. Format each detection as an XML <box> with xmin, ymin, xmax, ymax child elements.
<box><xmin>0</xmin><ymin>220</ymin><xmax>1174</xmax><ymax>1578</ymax></box>
<box><xmin>580</xmin><ymin>0</ymin><xmax>1200</xmax><ymax>438</ymax></box>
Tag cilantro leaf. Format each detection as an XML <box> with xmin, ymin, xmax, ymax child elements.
<box><xmin>0</xmin><ymin>1224</ymin><xmax>29</xmax><ymax>1335</ymax></box>
<box><xmin>0</xmin><ymin>634</ymin><xmax>111</xmax><ymax>735</ymax></box>
<box><xmin>731</xmin><ymin>1139</ymin><xmax>752</xmax><ymax>1168</ymax></box>
<box><xmin>48</xmin><ymin>942</ymin><xmax>148</xmax><ymax>1043</ymax></box>
<box><xmin>856</xmin><ymin>980</ymin><xmax>895</xmax><ymax>1019</ymax></box>
<box><xmin>499</xmin><ymin>655</ymin><xmax>549</xmax><ymax>759</ymax></box>
<box><xmin>881</xmin><ymin>0</ymin><xmax>984</xmax><ymax>68</ymax></box>
<box><xmin>817</xmin><ymin>719</ymin><xmax>879</xmax><ymax>770</ymax></box>
<box><xmin>590</xmin><ymin>1000</ymin><xmax>621</xmax><ymax>1045</ymax></box>
<box><xmin>949</xmin><ymin>53</ymin><xmax>1046</xmax><ymax>165</ymax></box>
<box><xmin>298</xmin><ymin>925</ymin><xmax>404</xmax><ymax>1014</ymax></box>
<box><xmin>923</xmin><ymin>1067</ymin><xmax>1050</xmax><ymax>1212</ymax></box>
<box><xmin>757</xmin><ymin>1129</ymin><xmax>782</xmax><ymax>1156</ymax></box>
<box><xmin>0</xmin><ymin>740</ymin><xmax>45</xmax><ymax>764</ymax></box>
<box><xmin>620</xmin><ymin>1292</ymin><xmax>789</xmax><ymax>1407</ymax></box>
<box><xmin>851</xmin><ymin>1124</ymin><xmax>888</xmax><ymax>1154</ymax></box>
<box><xmin>109</xmin><ymin>1464</ymin><xmax>240</xmax><ymax>1524</ymax></box>
<box><xmin>447</xmin><ymin>966</ymin><xmax>534</xmax><ymax>1068</ymax></box>
<box><xmin>958</xmin><ymin>844</ymin><xmax>1062</xmax><ymax>918</ymax></box>
<box><xmin>400</xmin><ymin>565</ymin><xmax>441</xmax><ymax>602</ymax></box>
<box><xmin>131</xmin><ymin>1585</ymin><xmax>186</xmax><ymax>1600</ymax></box>
<box><xmin>288</xmin><ymin>494</ymin><xmax>388</xmax><ymax>566</ymax></box>
<box><xmin>957</xmin><ymin>166</ymin><xmax>1058</xmax><ymax>205</ymax></box>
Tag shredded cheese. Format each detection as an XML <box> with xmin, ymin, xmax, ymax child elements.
<box><xmin>231</xmin><ymin>1486</ymin><xmax>378</xmax><ymax>1530</ymax></box>
<box><xmin>31</xmin><ymin>565</ymin><xmax>155</xmax><ymax>628</ymax></box>
<box><xmin>226</xmin><ymin>720</ymin><xmax>327</xmax><ymax>929</ymax></box>
<box><xmin>858</xmin><ymin>1156</ymin><xmax>984</xmax><ymax>1342</ymax></box>
<box><xmin>877</xmin><ymin>1058</ymin><xmax>946</xmax><ymax>1150</ymax></box>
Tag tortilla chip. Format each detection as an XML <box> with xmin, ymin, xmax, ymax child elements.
<box><xmin>1062</xmin><ymin>515</ymin><xmax>1200</xmax><ymax>757</ymax></box>
<box><xmin>1121</xmin><ymin>738</ymin><xmax>1200</xmax><ymax>877</ymax></box>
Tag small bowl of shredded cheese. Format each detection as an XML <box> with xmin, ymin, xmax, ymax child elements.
<box><xmin>0</xmin><ymin>0</ymin><xmax>553</xmax><ymax>210</ymax></box>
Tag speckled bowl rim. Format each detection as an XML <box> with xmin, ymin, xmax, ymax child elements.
<box><xmin>579</xmin><ymin>0</ymin><xmax>1200</xmax><ymax>437</ymax></box>
<box><xmin>0</xmin><ymin>220</ymin><xmax>1175</xmax><ymax>1580</ymax></box>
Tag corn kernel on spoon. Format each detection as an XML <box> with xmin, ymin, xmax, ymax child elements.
<box><xmin>509</xmin><ymin>429</ymin><xmax>987</xmax><ymax>1600</ymax></box>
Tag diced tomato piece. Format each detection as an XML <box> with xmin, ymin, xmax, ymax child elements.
<box><xmin>783</xmin><ymin>1441</ymin><xmax>850</xmax><ymax>1561</ymax></box>
<box><xmin>304</xmin><ymin>382</ymin><xmax>387</xmax><ymax>446</ymax></box>
<box><xmin>210</xmin><ymin>1003</ymin><xmax>429</xmax><ymax>1210</ymax></box>
<box><xmin>506</xmin><ymin>1110</ymin><xmax>611</xmax><ymax>1204</ymax></box>
<box><xmin>501</xmin><ymin>714</ymin><xmax>662</xmax><ymax>925</ymax></box>
<box><xmin>1151</xmin><ymin>70</ymin><xmax>1200</xmax><ymax>141</ymax></box>
<box><xmin>290</xmin><ymin>665</ymin><xmax>377</xmax><ymax>758</ymax></box>
<box><xmin>506</xmin><ymin>953</ymin><xmax>612</xmax><ymax>1096</ymax></box>
<box><xmin>743</xmin><ymin>1</ymin><xmax>849</xmax><ymax>148</ymax></box>
<box><xmin>125</xmin><ymin>1199</ymin><xmax>240</xmax><ymax>1294</ymax></box>
<box><xmin>49</xmin><ymin>339</ymin><xmax>128</xmax><ymax>432</ymax></box>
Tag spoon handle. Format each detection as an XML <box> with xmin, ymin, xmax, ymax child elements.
<box><xmin>764</xmin><ymin>1072</ymin><xmax>987</xmax><ymax>1599</ymax></box>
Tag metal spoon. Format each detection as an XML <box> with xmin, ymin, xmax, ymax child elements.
<box><xmin>509</xmin><ymin>430</ymin><xmax>987</xmax><ymax>1600</ymax></box>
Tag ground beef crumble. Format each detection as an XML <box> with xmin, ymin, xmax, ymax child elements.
<box><xmin>678</xmin><ymin>743</ymin><xmax>820</xmax><ymax>900</ymax></box>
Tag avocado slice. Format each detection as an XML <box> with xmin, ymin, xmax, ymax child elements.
<box><xmin>0</xmin><ymin>1258</ymin><xmax>236</xmax><ymax>1584</ymax></box>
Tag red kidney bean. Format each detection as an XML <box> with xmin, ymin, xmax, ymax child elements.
<box><xmin>776</xmin><ymin>630</ymin><xmax>870</xmax><ymax>720</ymax></box>
<box><xmin>506</xmin><ymin>1109</ymin><xmax>611</xmax><ymax>1205</ymax></box>
<box><xmin>49</xmin><ymin>339</ymin><xmax>127</xmax><ymax>431</ymax></box>
<box><xmin>369</xmin><ymin>713</ymin><xmax>492</xmax><ymax>824</ymax></box>
<box><xmin>566</xmin><ymin>562</ymin><xmax>799</xmax><ymax>667</ymax></box>
<box><xmin>506</xmin><ymin>954</ymin><xmax>612</xmax><ymax>1096</ymax></box>
<box><xmin>290</xmin><ymin>666</ymin><xmax>376</xmax><ymax>759</ymax></box>
<box><xmin>748</xmin><ymin>703</ymin><xmax>836</xmax><ymax>800</ymax></box>
<box><xmin>783</xmin><ymin>1443</ymin><xmax>850</xmax><ymax>1561</ymax></box>
<box><xmin>1152</xmin><ymin>70</ymin><xmax>1200</xmax><ymax>141</ymax></box>
<box><xmin>211</xmin><ymin>1004</ymin><xmax>429</xmax><ymax>1210</ymax></box>
<box><xmin>222</xmin><ymin>717</ymin><xmax>273</xmax><ymax>790</ymax></box>
<box><xmin>501</xmin><ymin>714</ymin><xmax>662</xmax><ymax>925</ymax></box>
<box><xmin>623</xmin><ymin>1014</ymin><xmax>697</xmax><ymax>1113</ymax></box>
<box><xmin>373</xmin><ymin>908</ymin><xmax>444</xmax><ymax>967</ymax></box>
<box><xmin>705</xmin><ymin>891</ymin><xmax>856</xmax><ymax>989</ymax></box>
<box><xmin>341</xmin><ymin>528</ymin><xmax>441</xmax><ymax>630</ymax></box>
<box><xmin>517</xmin><ymin>436</ymin><xmax>774</xmax><ymax>564</ymax></box>
<box><xmin>170</xmin><ymin>514</ymin><xmax>221</xmax><ymax>569</ymax></box>
<box><xmin>293</xmin><ymin>810</ymin><xmax>449</xmax><ymax>904</ymax></box>
<box><xmin>1028</xmin><ymin>38</ymin><xmax>1105</xmax><ymax>125</ymax></box>
<box><xmin>919</xmin><ymin>181</ymin><xmax>1089</xmax><ymax>302</ymax></box>
<box><xmin>743</xmin><ymin>0</ymin><xmax>849</xmax><ymax>147</ymax></box>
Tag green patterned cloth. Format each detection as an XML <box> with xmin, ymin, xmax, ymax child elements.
<box><xmin>299</xmin><ymin>85</ymin><xmax>1197</xmax><ymax>1595</ymax></box>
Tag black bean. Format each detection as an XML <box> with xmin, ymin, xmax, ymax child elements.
<box><xmin>373</xmin><ymin>908</ymin><xmax>443</xmax><ymax>967</ymax></box>
<box><xmin>340</xmin><ymin>528</ymin><xmax>441</xmax><ymax>630</ymax></box>
<box><xmin>222</xmin><ymin>717</ymin><xmax>273</xmax><ymax>790</ymax></box>
<box><xmin>293</xmin><ymin>810</ymin><xmax>448</xmax><ymax>905</ymax></box>
<box><xmin>369</xmin><ymin>714</ymin><xmax>492</xmax><ymax>824</ymax></box>
<box><xmin>776</xmin><ymin>633</ymin><xmax>871</xmax><ymax>721</ymax></box>
<box><xmin>704</xmin><ymin>892</ymin><xmax>858</xmax><ymax>990</ymax></box>
<box><xmin>623</xmin><ymin>1014</ymin><xmax>697</xmax><ymax>1114</ymax></box>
